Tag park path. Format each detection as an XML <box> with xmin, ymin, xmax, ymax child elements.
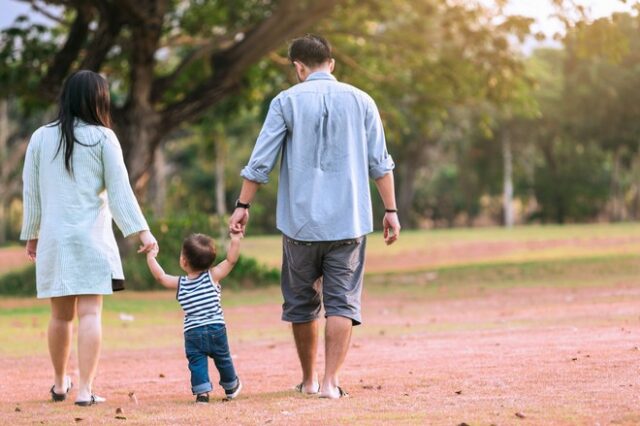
<box><xmin>0</xmin><ymin>246</ymin><xmax>28</xmax><ymax>274</ymax></box>
<box><xmin>1</xmin><ymin>282</ymin><xmax>640</xmax><ymax>424</ymax></box>
<box><xmin>6</xmin><ymin>231</ymin><xmax>640</xmax><ymax>276</ymax></box>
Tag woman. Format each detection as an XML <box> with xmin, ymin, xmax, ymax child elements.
<box><xmin>20</xmin><ymin>70</ymin><xmax>157</xmax><ymax>406</ymax></box>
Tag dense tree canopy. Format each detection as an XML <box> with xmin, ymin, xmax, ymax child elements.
<box><xmin>2</xmin><ymin>0</ymin><xmax>640</xmax><ymax>241</ymax></box>
<box><xmin>0</xmin><ymin>0</ymin><xmax>341</xmax><ymax>190</ymax></box>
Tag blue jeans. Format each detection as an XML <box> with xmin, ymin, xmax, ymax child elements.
<box><xmin>184</xmin><ymin>323</ymin><xmax>238</xmax><ymax>395</ymax></box>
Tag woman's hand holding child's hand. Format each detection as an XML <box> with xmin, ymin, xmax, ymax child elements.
<box><xmin>147</xmin><ymin>245</ymin><xmax>159</xmax><ymax>258</ymax></box>
<box><xmin>138</xmin><ymin>230</ymin><xmax>158</xmax><ymax>254</ymax></box>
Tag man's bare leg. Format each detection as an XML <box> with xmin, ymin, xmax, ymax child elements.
<box><xmin>320</xmin><ymin>315</ymin><xmax>352</xmax><ymax>398</ymax></box>
<box><xmin>292</xmin><ymin>319</ymin><xmax>320</xmax><ymax>393</ymax></box>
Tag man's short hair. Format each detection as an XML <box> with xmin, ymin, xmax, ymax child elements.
<box><xmin>182</xmin><ymin>233</ymin><xmax>217</xmax><ymax>271</ymax></box>
<box><xmin>288</xmin><ymin>34</ymin><xmax>332</xmax><ymax>67</ymax></box>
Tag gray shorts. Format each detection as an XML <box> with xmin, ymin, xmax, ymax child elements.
<box><xmin>281</xmin><ymin>235</ymin><xmax>366</xmax><ymax>326</ymax></box>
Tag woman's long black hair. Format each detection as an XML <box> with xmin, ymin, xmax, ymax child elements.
<box><xmin>52</xmin><ymin>70</ymin><xmax>112</xmax><ymax>174</ymax></box>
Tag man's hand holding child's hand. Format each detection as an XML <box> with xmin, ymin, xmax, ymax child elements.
<box><xmin>229</xmin><ymin>230</ymin><xmax>244</xmax><ymax>241</ymax></box>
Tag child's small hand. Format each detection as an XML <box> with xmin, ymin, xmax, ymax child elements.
<box><xmin>147</xmin><ymin>246</ymin><xmax>159</xmax><ymax>258</ymax></box>
<box><xmin>229</xmin><ymin>230</ymin><xmax>244</xmax><ymax>241</ymax></box>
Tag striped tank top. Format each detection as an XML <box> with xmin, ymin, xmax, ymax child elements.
<box><xmin>176</xmin><ymin>271</ymin><xmax>225</xmax><ymax>332</ymax></box>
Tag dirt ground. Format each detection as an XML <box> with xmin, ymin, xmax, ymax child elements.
<box><xmin>1</xmin><ymin>279</ymin><xmax>640</xmax><ymax>425</ymax></box>
<box><xmin>7</xmin><ymin>232</ymin><xmax>640</xmax><ymax>276</ymax></box>
<box><xmin>0</xmin><ymin>246</ymin><xmax>28</xmax><ymax>274</ymax></box>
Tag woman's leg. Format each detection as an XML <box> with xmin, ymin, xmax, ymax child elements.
<box><xmin>76</xmin><ymin>295</ymin><xmax>103</xmax><ymax>401</ymax></box>
<box><xmin>49</xmin><ymin>296</ymin><xmax>77</xmax><ymax>392</ymax></box>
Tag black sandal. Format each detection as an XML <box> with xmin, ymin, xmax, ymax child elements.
<box><xmin>50</xmin><ymin>376</ymin><xmax>72</xmax><ymax>402</ymax></box>
<box><xmin>74</xmin><ymin>394</ymin><xmax>106</xmax><ymax>407</ymax></box>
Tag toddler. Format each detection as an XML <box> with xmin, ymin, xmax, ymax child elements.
<box><xmin>147</xmin><ymin>232</ymin><xmax>243</xmax><ymax>403</ymax></box>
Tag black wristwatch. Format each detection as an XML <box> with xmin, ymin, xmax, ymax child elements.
<box><xmin>235</xmin><ymin>199</ymin><xmax>251</xmax><ymax>209</ymax></box>
<box><xmin>385</xmin><ymin>208</ymin><xmax>398</xmax><ymax>213</ymax></box>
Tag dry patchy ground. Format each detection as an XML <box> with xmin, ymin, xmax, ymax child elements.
<box><xmin>1</xmin><ymin>269</ymin><xmax>640</xmax><ymax>425</ymax></box>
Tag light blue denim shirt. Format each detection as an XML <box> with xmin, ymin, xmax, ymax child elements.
<box><xmin>241</xmin><ymin>71</ymin><xmax>395</xmax><ymax>241</ymax></box>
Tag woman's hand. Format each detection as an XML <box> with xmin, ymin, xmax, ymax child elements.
<box><xmin>26</xmin><ymin>239</ymin><xmax>38</xmax><ymax>261</ymax></box>
<box><xmin>137</xmin><ymin>230</ymin><xmax>158</xmax><ymax>254</ymax></box>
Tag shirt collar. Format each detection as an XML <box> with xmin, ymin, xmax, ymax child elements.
<box><xmin>305</xmin><ymin>71</ymin><xmax>337</xmax><ymax>82</ymax></box>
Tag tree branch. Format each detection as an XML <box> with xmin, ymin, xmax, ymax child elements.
<box><xmin>22</xmin><ymin>0</ymin><xmax>65</xmax><ymax>24</ymax></box>
<box><xmin>111</xmin><ymin>0</ymin><xmax>148</xmax><ymax>23</ymax></box>
<box><xmin>79</xmin><ymin>2</ymin><xmax>123</xmax><ymax>70</ymax></box>
<box><xmin>150</xmin><ymin>37</ymin><xmax>232</xmax><ymax>102</ymax></box>
<box><xmin>159</xmin><ymin>0</ymin><xmax>342</xmax><ymax>130</ymax></box>
<box><xmin>39</xmin><ymin>3</ymin><xmax>94</xmax><ymax>99</ymax></box>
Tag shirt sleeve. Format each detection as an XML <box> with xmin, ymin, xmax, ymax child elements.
<box><xmin>20</xmin><ymin>130</ymin><xmax>42</xmax><ymax>240</ymax></box>
<box><xmin>365</xmin><ymin>97</ymin><xmax>395</xmax><ymax>179</ymax></box>
<box><xmin>101</xmin><ymin>129</ymin><xmax>149</xmax><ymax>237</ymax></box>
<box><xmin>240</xmin><ymin>95</ymin><xmax>287</xmax><ymax>183</ymax></box>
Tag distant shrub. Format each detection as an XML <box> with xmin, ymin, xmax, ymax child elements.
<box><xmin>123</xmin><ymin>214</ymin><xmax>280</xmax><ymax>291</ymax></box>
<box><xmin>0</xmin><ymin>265</ymin><xmax>36</xmax><ymax>296</ymax></box>
<box><xmin>0</xmin><ymin>214</ymin><xmax>280</xmax><ymax>296</ymax></box>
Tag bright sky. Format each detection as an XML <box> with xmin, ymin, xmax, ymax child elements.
<box><xmin>0</xmin><ymin>0</ymin><xmax>636</xmax><ymax>48</ymax></box>
<box><xmin>505</xmin><ymin>0</ymin><xmax>634</xmax><ymax>35</ymax></box>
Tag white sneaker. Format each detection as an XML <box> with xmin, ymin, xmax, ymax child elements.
<box><xmin>225</xmin><ymin>379</ymin><xmax>242</xmax><ymax>400</ymax></box>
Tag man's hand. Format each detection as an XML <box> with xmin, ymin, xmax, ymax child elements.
<box><xmin>229</xmin><ymin>207</ymin><xmax>250</xmax><ymax>234</ymax></box>
<box><xmin>26</xmin><ymin>239</ymin><xmax>38</xmax><ymax>261</ymax></box>
<box><xmin>229</xmin><ymin>230</ymin><xmax>244</xmax><ymax>241</ymax></box>
<box><xmin>382</xmin><ymin>212</ymin><xmax>401</xmax><ymax>245</ymax></box>
<box><xmin>138</xmin><ymin>230</ymin><xmax>158</xmax><ymax>254</ymax></box>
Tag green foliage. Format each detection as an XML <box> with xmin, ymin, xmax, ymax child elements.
<box><xmin>0</xmin><ymin>265</ymin><xmax>36</xmax><ymax>296</ymax></box>
<box><xmin>316</xmin><ymin>0</ymin><xmax>536</xmax><ymax>226</ymax></box>
<box><xmin>532</xmin><ymin>141</ymin><xmax>610</xmax><ymax>223</ymax></box>
<box><xmin>0</xmin><ymin>15</ymin><xmax>57</xmax><ymax>104</ymax></box>
<box><xmin>122</xmin><ymin>213</ymin><xmax>280</xmax><ymax>291</ymax></box>
<box><xmin>0</xmin><ymin>214</ymin><xmax>280</xmax><ymax>296</ymax></box>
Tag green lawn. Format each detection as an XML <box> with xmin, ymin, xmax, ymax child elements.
<box><xmin>2</xmin><ymin>251</ymin><xmax>639</xmax><ymax>357</ymax></box>
<box><xmin>3</xmin><ymin>223</ymin><xmax>640</xmax><ymax>357</ymax></box>
<box><xmin>242</xmin><ymin>223</ymin><xmax>640</xmax><ymax>270</ymax></box>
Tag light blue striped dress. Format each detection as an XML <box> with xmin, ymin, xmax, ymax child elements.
<box><xmin>20</xmin><ymin>122</ymin><xmax>149</xmax><ymax>298</ymax></box>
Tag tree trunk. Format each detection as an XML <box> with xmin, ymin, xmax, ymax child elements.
<box><xmin>0</xmin><ymin>99</ymin><xmax>8</xmax><ymax>244</ymax></box>
<box><xmin>214</xmin><ymin>133</ymin><xmax>228</xmax><ymax>241</ymax></box>
<box><xmin>114</xmin><ymin>110</ymin><xmax>162</xmax><ymax>195</ymax></box>
<box><xmin>396</xmin><ymin>142</ymin><xmax>430</xmax><ymax>228</ymax></box>
<box><xmin>215</xmin><ymin>136</ymin><xmax>227</xmax><ymax>218</ymax></box>
<box><xmin>609</xmin><ymin>149</ymin><xmax>625</xmax><ymax>222</ymax></box>
<box><xmin>397</xmin><ymin>161</ymin><xmax>419</xmax><ymax>228</ymax></box>
<box><xmin>502</xmin><ymin>129</ymin><xmax>514</xmax><ymax>228</ymax></box>
<box><xmin>150</xmin><ymin>145</ymin><xmax>168</xmax><ymax>217</ymax></box>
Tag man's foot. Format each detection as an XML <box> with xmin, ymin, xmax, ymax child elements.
<box><xmin>318</xmin><ymin>386</ymin><xmax>349</xmax><ymax>399</ymax></box>
<box><xmin>294</xmin><ymin>381</ymin><xmax>320</xmax><ymax>395</ymax></box>
<box><xmin>224</xmin><ymin>379</ymin><xmax>242</xmax><ymax>400</ymax></box>
<box><xmin>195</xmin><ymin>393</ymin><xmax>209</xmax><ymax>404</ymax></box>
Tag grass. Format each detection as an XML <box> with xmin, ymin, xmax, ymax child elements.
<box><xmin>2</xmin><ymin>223</ymin><xmax>640</xmax><ymax>357</ymax></box>
<box><xmin>241</xmin><ymin>223</ymin><xmax>640</xmax><ymax>271</ymax></box>
<box><xmin>1</xmin><ymin>252</ymin><xmax>638</xmax><ymax>357</ymax></box>
<box><xmin>3</xmin><ymin>225</ymin><xmax>640</xmax><ymax>424</ymax></box>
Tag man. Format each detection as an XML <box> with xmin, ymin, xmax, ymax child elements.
<box><xmin>229</xmin><ymin>34</ymin><xmax>400</xmax><ymax>399</ymax></box>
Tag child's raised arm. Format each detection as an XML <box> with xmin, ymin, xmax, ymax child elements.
<box><xmin>146</xmin><ymin>247</ymin><xmax>179</xmax><ymax>289</ymax></box>
<box><xmin>211</xmin><ymin>231</ymin><xmax>243</xmax><ymax>283</ymax></box>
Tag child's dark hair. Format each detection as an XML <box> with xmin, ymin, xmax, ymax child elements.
<box><xmin>182</xmin><ymin>233</ymin><xmax>216</xmax><ymax>271</ymax></box>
